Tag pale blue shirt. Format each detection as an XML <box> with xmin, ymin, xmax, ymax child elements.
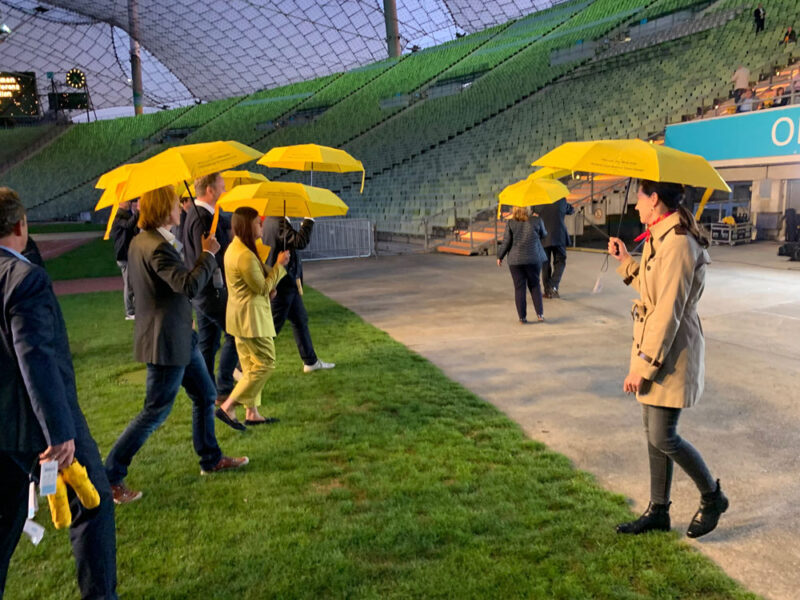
<box><xmin>0</xmin><ymin>245</ymin><xmax>30</xmax><ymax>263</ymax></box>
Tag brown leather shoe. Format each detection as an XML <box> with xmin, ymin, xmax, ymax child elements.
<box><xmin>111</xmin><ymin>483</ymin><xmax>142</xmax><ymax>505</ymax></box>
<box><xmin>200</xmin><ymin>455</ymin><xmax>249</xmax><ymax>475</ymax></box>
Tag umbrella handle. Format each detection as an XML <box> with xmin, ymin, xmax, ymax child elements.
<box><xmin>103</xmin><ymin>203</ymin><xmax>120</xmax><ymax>241</ymax></box>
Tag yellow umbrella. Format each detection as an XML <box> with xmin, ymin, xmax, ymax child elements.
<box><xmin>217</xmin><ymin>181</ymin><xmax>349</xmax><ymax>218</ymax></box>
<box><xmin>94</xmin><ymin>163</ymin><xmax>139</xmax><ymax>240</ymax></box>
<box><xmin>258</xmin><ymin>144</ymin><xmax>365</xmax><ymax>193</ymax></box>
<box><xmin>181</xmin><ymin>170</ymin><xmax>269</xmax><ymax>198</ymax></box>
<box><xmin>498</xmin><ymin>177</ymin><xmax>570</xmax><ymax>207</ymax></box>
<box><xmin>532</xmin><ymin>139</ymin><xmax>730</xmax><ymax>220</ymax></box>
<box><xmin>116</xmin><ymin>141</ymin><xmax>262</xmax><ymax>203</ymax></box>
<box><xmin>528</xmin><ymin>167</ymin><xmax>572</xmax><ymax>180</ymax></box>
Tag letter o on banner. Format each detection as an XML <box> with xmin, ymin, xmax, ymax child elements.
<box><xmin>771</xmin><ymin>117</ymin><xmax>794</xmax><ymax>147</ymax></box>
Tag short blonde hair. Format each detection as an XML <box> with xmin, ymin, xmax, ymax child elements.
<box><xmin>512</xmin><ymin>206</ymin><xmax>529</xmax><ymax>222</ymax></box>
<box><xmin>138</xmin><ymin>185</ymin><xmax>177</xmax><ymax>230</ymax></box>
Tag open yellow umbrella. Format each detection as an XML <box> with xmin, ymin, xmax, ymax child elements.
<box><xmin>94</xmin><ymin>163</ymin><xmax>139</xmax><ymax>240</ymax></box>
<box><xmin>258</xmin><ymin>144</ymin><xmax>365</xmax><ymax>193</ymax></box>
<box><xmin>217</xmin><ymin>181</ymin><xmax>349</xmax><ymax>219</ymax></box>
<box><xmin>181</xmin><ymin>170</ymin><xmax>268</xmax><ymax>198</ymax></box>
<box><xmin>528</xmin><ymin>167</ymin><xmax>572</xmax><ymax>180</ymax></box>
<box><xmin>499</xmin><ymin>177</ymin><xmax>569</xmax><ymax>207</ymax></box>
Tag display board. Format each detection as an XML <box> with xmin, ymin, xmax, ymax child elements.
<box><xmin>0</xmin><ymin>72</ymin><xmax>39</xmax><ymax>118</ymax></box>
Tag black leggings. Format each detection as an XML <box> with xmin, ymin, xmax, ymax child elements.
<box><xmin>508</xmin><ymin>263</ymin><xmax>543</xmax><ymax>320</ymax></box>
<box><xmin>642</xmin><ymin>404</ymin><xmax>716</xmax><ymax>505</ymax></box>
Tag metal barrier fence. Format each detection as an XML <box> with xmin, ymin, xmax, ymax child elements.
<box><xmin>296</xmin><ymin>218</ymin><xmax>374</xmax><ymax>261</ymax></box>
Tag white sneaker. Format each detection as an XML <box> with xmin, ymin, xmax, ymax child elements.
<box><xmin>124</xmin><ymin>315</ymin><xmax>135</xmax><ymax>321</ymax></box>
<box><xmin>303</xmin><ymin>359</ymin><xmax>335</xmax><ymax>373</ymax></box>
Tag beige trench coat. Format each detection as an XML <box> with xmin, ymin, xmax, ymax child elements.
<box><xmin>616</xmin><ymin>212</ymin><xmax>710</xmax><ymax>409</ymax></box>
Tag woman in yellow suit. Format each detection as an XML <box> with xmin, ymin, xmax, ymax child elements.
<box><xmin>215</xmin><ymin>207</ymin><xmax>290</xmax><ymax>429</ymax></box>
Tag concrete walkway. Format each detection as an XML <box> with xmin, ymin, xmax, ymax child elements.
<box><xmin>304</xmin><ymin>242</ymin><xmax>800</xmax><ymax>600</ymax></box>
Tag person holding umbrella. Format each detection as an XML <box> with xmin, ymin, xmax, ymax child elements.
<box><xmin>105</xmin><ymin>185</ymin><xmax>248</xmax><ymax>503</ymax></box>
<box><xmin>608</xmin><ymin>180</ymin><xmax>727</xmax><ymax>538</ymax></box>
<box><xmin>215</xmin><ymin>208</ymin><xmax>290</xmax><ymax>429</ymax></box>
<box><xmin>496</xmin><ymin>206</ymin><xmax>548</xmax><ymax>323</ymax></box>
<box><xmin>534</xmin><ymin>196</ymin><xmax>574</xmax><ymax>299</ymax></box>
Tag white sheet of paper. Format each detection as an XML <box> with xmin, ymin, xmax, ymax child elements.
<box><xmin>23</xmin><ymin>519</ymin><xmax>44</xmax><ymax>545</ymax></box>
<box><xmin>39</xmin><ymin>461</ymin><xmax>58</xmax><ymax>496</ymax></box>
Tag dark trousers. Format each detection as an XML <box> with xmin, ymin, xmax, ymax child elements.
<box><xmin>755</xmin><ymin>19</ymin><xmax>764</xmax><ymax>33</ymax></box>
<box><xmin>116</xmin><ymin>261</ymin><xmax>134</xmax><ymax>317</ymax></box>
<box><xmin>542</xmin><ymin>245</ymin><xmax>567</xmax><ymax>293</ymax></box>
<box><xmin>2</xmin><ymin>418</ymin><xmax>118</xmax><ymax>599</ymax></box>
<box><xmin>271</xmin><ymin>286</ymin><xmax>318</xmax><ymax>366</ymax></box>
<box><xmin>105</xmin><ymin>337</ymin><xmax>223</xmax><ymax>484</ymax></box>
<box><xmin>196</xmin><ymin>306</ymin><xmax>238</xmax><ymax>396</ymax></box>
<box><xmin>642</xmin><ymin>404</ymin><xmax>716</xmax><ymax>505</ymax></box>
<box><xmin>508</xmin><ymin>263</ymin><xmax>543</xmax><ymax>320</ymax></box>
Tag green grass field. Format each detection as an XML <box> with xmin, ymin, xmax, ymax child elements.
<box><xmin>6</xmin><ymin>289</ymin><xmax>758</xmax><ymax>599</ymax></box>
<box><xmin>45</xmin><ymin>238</ymin><xmax>121</xmax><ymax>280</ymax></box>
<box><xmin>28</xmin><ymin>223</ymin><xmax>105</xmax><ymax>234</ymax></box>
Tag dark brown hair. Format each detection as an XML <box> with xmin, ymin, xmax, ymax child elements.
<box><xmin>0</xmin><ymin>187</ymin><xmax>25</xmax><ymax>237</ymax></box>
<box><xmin>639</xmin><ymin>180</ymin><xmax>710</xmax><ymax>248</ymax></box>
<box><xmin>231</xmin><ymin>207</ymin><xmax>264</xmax><ymax>272</ymax></box>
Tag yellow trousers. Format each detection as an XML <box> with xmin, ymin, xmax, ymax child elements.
<box><xmin>230</xmin><ymin>336</ymin><xmax>276</xmax><ymax>408</ymax></box>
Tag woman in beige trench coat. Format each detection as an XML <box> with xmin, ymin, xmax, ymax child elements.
<box><xmin>608</xmin><ymin>180</ymin><xmax>728</xmax><ymax>539</ymax></box>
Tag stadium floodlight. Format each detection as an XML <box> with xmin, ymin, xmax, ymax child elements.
<box><xmin>0</xmin><ymin>23</ymin><xmax>11</xmax><ymax>43</ymax></box>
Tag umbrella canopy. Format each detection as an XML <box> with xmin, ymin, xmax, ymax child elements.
<box><xmin>258</xmin><ymin>144</ymin><xmax>365</xmax><ymax>193</ymax></box>
<box><xmin>532</xmin><ymin>139</ymin><xmax>730</xmax><ymax>192</ymax></box>
<box><xmin>181</xmin><ymin>170</ymin><xmax>269</xmax><ymax>198</ymax></box>
<box><xmin>528</xmin><ymin>167</ymin><xmax>572</xmax><ymax>180</ymax></box>
<box><xmin>217</xmin><ymin>181</ymin><xmax>349</xmax><ymax>218</ymax></box>
<box><xmin>116</xmin><ymin>141</ymin><xmax>262</xmax><ymax>202</ymax></box>
<box><xmin>498</xmin><ymin>177</ymin><xmax>570</xmax><ymax>208</ymax></box>
<box><xmin>94</xmin><ymin>163</ymin><xmax>140</xmax><ymax>240</ymax></box>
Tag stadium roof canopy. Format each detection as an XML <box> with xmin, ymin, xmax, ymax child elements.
<box><xmin>0</xmin><ymin>0</ymin><xmax>562</xmax><ymax>111</ymax></box>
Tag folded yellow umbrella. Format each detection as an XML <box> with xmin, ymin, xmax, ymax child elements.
<box><xmin>258</xmin><ymin>144</ymin><xmax>365</xmax><ymax>193</ymax></box>
<box><xmin>217</xmin><ymin>181</ymin><xmax>349</xmax><ymax>218</ymax></box>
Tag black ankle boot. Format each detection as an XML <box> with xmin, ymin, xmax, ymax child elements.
<box><xmin>686</xmin><ymin>479</ymin><xmax>728</xmax><ymax>539</ymax></box>
<box><xmin>616</xmin><ymin>501</ymin><xmax>671</xmax><ymax>534</ymax></box>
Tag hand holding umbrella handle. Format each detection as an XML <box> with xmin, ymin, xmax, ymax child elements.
<box><xmin>607</xmin><ymin>237</ymin><xmax>629</xmax><ymax>261</ymax></box>
<box><xmin>277</xmin><ymin>250</ymin><xmax>291</xmax><ymax>266</ymax></box>
<box><xmin>202</xmin><ymin>234</ymin><xmax>220</xmax><ymax>255</ymax></box>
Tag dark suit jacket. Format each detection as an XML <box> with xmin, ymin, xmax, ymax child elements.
<box><xmin>128</xmin><ymin>229</ymin><xmax>216</xmax><ymax>366</ymax></box>
<box><xmin>0</xmin><ymin>248</ymin><xmax>78</xmax><ymax>453</ymax></box>
<box><xmin>180</xmin><ymin>204</ymin><xmax>231</xmax><ymax>315</ymax></box>
<box><xmin>534</xmin><ymin>198</ymin><xmax>575</xmax><ymax>248</ymax></box>
<box><xmin>110</xmin><ymin>207</ymin><xmax>139</xmax><ymax>262</ymax></box>
<box><xmin>261</xmin><ymin>217</ymin><xmax>314</xmax><ymax>293</ymax></box>
<box><xmin>497</xmin><ymin>217</ymin><xmax>548</xmax><ymax>266</ymax></box>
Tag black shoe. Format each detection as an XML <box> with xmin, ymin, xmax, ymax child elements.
<box><xmin>687</xmin><ymin>480</ymin><xmax>728</xmax><ymax>538</ymax></box>
<box><xmin>616</xmin><ymin>502</ymin><xmax>671</xmax><ymax>534</ymax></box>
<box><xmin>244</xmin><ymin>417</ymin><xmax>280</xmax><ymax>426</ymax></box>
<box><xmin>519</xmin><ymin>318</ymin><xmax>527</xmax><ymax>324</ymax></box>
<box><xmin>550</xmin><ymin>288</ymin><xmax>560</xmax><ymax>299</ymax></box>
<box><xmin>215</xmin><ymin>408</ymin><xmax>246</xmax><ymax>431</ymax></box>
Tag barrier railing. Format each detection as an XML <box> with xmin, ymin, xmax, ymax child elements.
<box><xmin>295</xmin><ymin>218</ymin><xmax>374</xmax><ymax>261</ymax></box>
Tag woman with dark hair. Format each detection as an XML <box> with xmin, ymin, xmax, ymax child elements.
<box><xmin>215</xmin><ymin>208</ymin><xmax>290</xmax><ymax>429</ymax></box>
<box><xmin>497</xmin><ymin>206</ymin><xmax>548</xmax><ymax>323</ymax></box>
<box><xmin>608</xmin><ymin>179</ymin><xmax>727</xmax><ymax>538</ymax></box>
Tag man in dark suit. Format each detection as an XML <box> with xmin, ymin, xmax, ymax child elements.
<box><xmin>180</xmin><ymin>173</ymin><xmax>238</xmax><ymax>403</ymax></box>
<box><xmin>110</xmin><ymin>200</ymin><xmax>138</xmax><ymax>320</ymax></box>
<box><xmin>105</xmin><ymin>185</ymin><xmax>248</xmax><ymax>504</ymax></box>
<box><xmin>0</xmin><ymin>188</ymin><xmax>117</xmax><ymax>598</ymax></box>
<box><xmin>534</xmin><ymin>197</ymin><xmax>574</xmax><ymax>299</ymax></box>
<box><xmin>753</xmin><ymin>4</ymin><xmax>765</xmax><ymax>33</ymax></box>
<box><xmin>262</xmin><ymin>216</ymin><xmax>334</xmax><ymax>373</ymax></box>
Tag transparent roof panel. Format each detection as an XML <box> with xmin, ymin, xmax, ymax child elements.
<box><xmin>0</xmin><ymin>0</ymin><xmax>566</xmax><ymax>110</ymax></box>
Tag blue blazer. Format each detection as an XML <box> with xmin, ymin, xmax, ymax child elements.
<box><xmin>0</xmin><ymin>249</ymin><xmax>78</xmax><ymax>453</ymax></box>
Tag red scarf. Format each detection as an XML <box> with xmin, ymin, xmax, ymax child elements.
<box><xmin>633</xmin><ymin>211</ymin><xmax>675</xmax><ymax>243</ymax></box>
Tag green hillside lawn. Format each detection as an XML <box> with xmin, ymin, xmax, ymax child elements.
<box><xmin>6</xmin><ymin>289</ymin><xmax>758</xmax><ymax>599</ymax></box>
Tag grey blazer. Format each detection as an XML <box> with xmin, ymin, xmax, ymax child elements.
<box><xmin>497</xmin><ymin>217</ymin><xmax>548</xmax><ymax>266</ymax></box>
<box><xmin>0</xmin><ymin>249</ymin><xmax>78</xmax><ymax>453</ymax></box>
<box><xmin>128</xmin><ymin>229</ymin><xmax>216</xmax><ymax>366</ymax></box>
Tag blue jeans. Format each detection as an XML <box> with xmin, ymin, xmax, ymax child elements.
<box><xmin>105</xmin><ymin>339</ymin><xmax>222</xmax><ymax>484</ymax></box>
<box><xmin>196</xmin><ymin>307</ymin><xmax>238</xmax><ymax>396</ymax></box>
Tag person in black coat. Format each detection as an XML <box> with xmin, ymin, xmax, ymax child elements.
<box><xmin>104</xmin><ymin>185</ymin><xmax>248</xmax><ymax>504</ymax></box>
<box><xmin>753</xmin><ymin>4</ymin><xmax>765</xmax><ymax>33</ymax></box>
<box><xmin>110</xmin><ymin>200</ymin><xmax>138</xmax><ymax>319</ymax></box>
<box><xmin>534</xmin><ymin>197</ymin><xmax>574</xmax><ymax>299</ymax></box>
<box><xmin>180</xmin><ymin>173</ymin><xmax>238</xmax><ymax>402</ymax></box>
<box><xmin>262</xmin><ymin>216</ymin><xmax>334</xmax><ymax>373</ymax></box>
<box><xmin>0</xmin><ymin>188</ymin><xmax>117</xmax><ymax>598</ymax></box>
<box><xmin>496</xmin><ymin>206</ymin><xmax>548</xmax><ymax>323</ymax></box>
<box><xmin>22</xmin><ymin>235</ymin><xmax>44</xmax><ymax>267</ymax></box>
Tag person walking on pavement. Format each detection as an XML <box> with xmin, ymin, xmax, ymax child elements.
<box><xmin>608</xmin><ymin>180</ymin><xmax>728</xmax><ymax>539</ymax></box>
<box><xmin>534</xmin><ymin>197</ymin><xmax>574</xmax><ymax>299</ymax></box>
<box><xmin>261</xmin><ymin>216</ymin><xmax>334</xmax><ymax>373</ymax></box>
<box><xmin>105</xmin><ymin>186</ymin><xmax>248</xmax><ymax>504</ymax></box>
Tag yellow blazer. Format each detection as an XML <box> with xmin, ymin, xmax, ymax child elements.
<box><xmin>224</xmin><ymin>236</ymin><xmax>286</xmax><ymax>338</ymax></box>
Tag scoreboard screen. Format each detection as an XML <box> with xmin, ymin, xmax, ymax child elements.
<box><xmin>0</xmin><ymin>72</ymin><xmax>39</xmax><ymax>118</ymax></box>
